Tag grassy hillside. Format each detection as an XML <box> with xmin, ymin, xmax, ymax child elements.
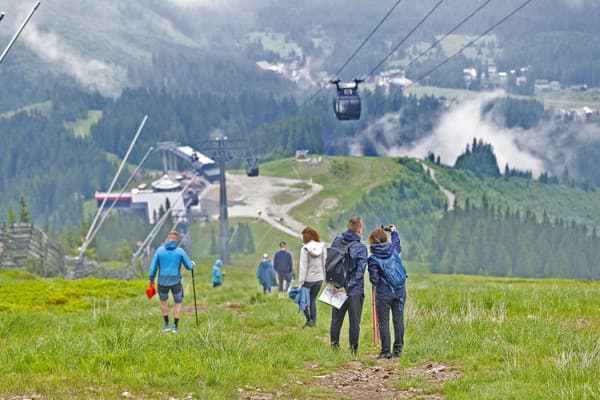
<box><xmin>2</xmin><ymin>157</ymin><xmax>599</xmax><ymax>398</ymax></box>
<box><xmin>258</xmin><ymin>156</ymin><xmax>441</xmax><ymax>241</ymax></box>
<box><xmin>428</xmin><ymin>161</ymin><xmax>600</xmax><ymax>227</ymax></box>
<box><xmin>0</xmin><ymin>264</ymin><xmax>598</xmax><ymax>399</ymax></box>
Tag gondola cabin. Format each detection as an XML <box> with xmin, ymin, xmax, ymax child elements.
<box><xmin>331</xmin><ymin>78</ymin><xmax>363</xmax><ymax>120</ymax></box>
<box><xmin>246</xmin><ymin>158</ymin><xmax>259</xmax><ymax>177</ymax></box>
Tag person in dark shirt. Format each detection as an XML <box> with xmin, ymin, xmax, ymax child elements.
<box><xmin>273</xmin><ymin>241</ymin><xmax>294</xmax><ymax>296</ymax></box>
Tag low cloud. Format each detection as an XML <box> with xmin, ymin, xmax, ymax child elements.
<box><xmin>351</xmin><ymin>91</ymin><xmax>600</xmax><ymax>178</ymax></box>
<box><xmin>408</xmin><ymin>92</ymin><xmax>546</xmax><ymax>175</ymax></box>
<box><xmin>23</xmin><ymin>24</ymin><xmax>128</xmax><ymax>97</ymax></box>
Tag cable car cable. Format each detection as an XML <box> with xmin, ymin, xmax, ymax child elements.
<box><xmin>362</xmin><ymin>0</ymin><xmax>445</xmax><ymax>80</ymax></box>
<box><xmin>402</xmin><ymin>0</ymin><xmax>493</xmax><ymax>72</ymax></box>
<box><xmin>405</xmin><ymin>0</ymin><xmax>535</xmax><ymax>88</ymax></box>
<box><xmin>332</xmin><ymin>0</ymin><xmax>404</xmax><ymax>80</ymax></box>
<box><xmin>302</xmin><ymin>0</ymin><xmax>405</xmax><ymax>106</ymax></box>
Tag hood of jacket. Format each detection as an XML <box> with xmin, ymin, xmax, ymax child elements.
<box><xmin>214</xmin><ymin>259</ymin><xmax>222</xmax><ymax>268</ymax></box>
<box><xmin>341</xmin><ymin>230</ymin><xmax>362</xmax><ymax>244</ymax></box>
<box><xmin>370</xmin><ymin>241</ymin><xmax>393</xmax><ymax>259</ymax></box>
<box><xmin>165</xmin><ymin>240</ymin><xmax>178</xmax><ymax>251</ymax></box>
<box><xmin>304</xmin><ymin>240</ymin><xmax>324</xmax><ymax>257</ymax></box>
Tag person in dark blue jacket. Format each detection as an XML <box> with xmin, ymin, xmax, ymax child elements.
<box><xmin>148</xmin><ymin>231</ymin><xmax>195</xmax><ymax>334</ymax></box>
<box><xmin>367</xmin><ymin>225</ymin><xmax>405</xmax><ymax>359</ymax></box>
<box><xmin>329</xmin><ymin>216</ymin><xmax>368</xmax><ymax>354</ymax></box>
<box><xmin>273</xmin><ymin>241</ymin><xmax>294</xmax><ymax>296</ymax></box>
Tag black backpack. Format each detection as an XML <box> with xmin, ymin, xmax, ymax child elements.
<box><xmin>325</xmin><ymin>238</ymin><xmax>356</xmax><ymax>288</ymax></box>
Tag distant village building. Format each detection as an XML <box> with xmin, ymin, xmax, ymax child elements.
<box><xmin>377</xmin><ymin>69</ymin><xmax>412</xmax><ymax>89</ymax></box>
<box><xmin>295</xmin><ymin>150</ymin><xmax>309</xmax><ymax>161</ymax></box>
<box><xmin>463</xmin><ymin>68</ymin><xmax>478</xmax><ymax>88</ymax></box>
<box><xmin>534</xmin><ymin>79</ymin><xmax>551</xmax><ymax>91</ymax></box>
<box><xmin>558</xmin><ymin>107</ymin><xmax>594</xmax><ymax>122</ymax></box>
<box><xmin>497</xmin><ymin>71</ymin><xmax>509</xmax><ymax>88</ymax></box>
<box><xmin>569</xmin><ymin>84</ymin><xmax>588</xmax><ymax>92</ymax></box>
<box><xmin>515</xmin><ymin>76</ymin><xmax>528</xmax><ymax>87</ymax></box>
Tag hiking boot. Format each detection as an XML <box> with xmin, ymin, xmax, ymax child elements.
<box><xmin>392</xmin><ymin>350</ymin><xmax>402</xmax><ymax>358</ymax></box>
<box><xmin>171</xmin><ymin>325</ymin><xmax>178</xmax><ymax>334</ymax></box>
<box><xmin>377</xmin><ymin>352</ymin><xmax>392</xmax><ymax>359</ymax></box>
<box><xmin>161</xmin><ymin>324</ymin><xmax>171</xmax><ymax>333</ymax></box>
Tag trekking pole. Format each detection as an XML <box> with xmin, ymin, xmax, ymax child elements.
<box><xmin>372</xmin><ymin>286</ymin><xmax>380</xmax><ymax>348</ymax></box>
<box><xmin>191</xmin><ymin>265</ymin><xmax>199</xmax><ymax>326</ymax></box>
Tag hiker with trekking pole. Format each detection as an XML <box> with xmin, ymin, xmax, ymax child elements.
<box><xmin>367</xmin><ymin>224</ymin><xmax>407</xmax><ymax>359</ymax></box>
<box><xmin>147</xmin><ymin>230</ymin><xmax>196</xmax><ymax>334</ymax></box>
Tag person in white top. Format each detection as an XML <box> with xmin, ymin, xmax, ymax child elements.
<box><xmin>298</xmin><ymin>226</ymin><xmax>326</xmax><ymax>328</ymax></box>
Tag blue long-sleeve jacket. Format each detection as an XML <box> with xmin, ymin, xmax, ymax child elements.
<box><xmin>288</xmin><ymin>286</ymin><xmax>310</xmax><ymax>312</ymax></box>
<box><xmin>212</xmin><ymin>259</ymin><xmax>223</xmax><ymax>285</ymax></box>
<box><xmin>148</xmin><ymin>241</ymin><xmax>194</xmax><ymax>286</ymax></box>
<box><xmin>368</xmin><ymin>231</ymin><xmax>405</xmax><ymax>301</ymax></box>
<box><xmin>331</xmin><ymin>230</ymin><xmax>368</xmax><ymax>296</ymax></box>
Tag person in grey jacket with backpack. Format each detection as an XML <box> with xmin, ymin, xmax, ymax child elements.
<box><xmin>368</xmin><ymin>225</ymin><xmax>406</xmax><ymax>359</ymax></box>
<box><xmin>298</xmin><ymin>227</ymin><xmax>326</xmax><ymax>328</ymax></box>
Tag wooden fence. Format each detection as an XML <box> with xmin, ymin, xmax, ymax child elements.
<box><xmin>0</xmin><ymin>222</ymin><xmax>65</xmax><ymax>277</ymax></box>
<box><xmin>1</xmin><ymin>222</ymin><xmax>143</xmax><ymax>280</ymax></box>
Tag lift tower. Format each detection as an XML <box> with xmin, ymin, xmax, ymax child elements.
<box><xmin>199</xmin><ymin>136</ymin><xmax>257</xmax><ymax>265</ymax></box>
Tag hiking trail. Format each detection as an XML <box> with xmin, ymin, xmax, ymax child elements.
<box><xmin>421</xmin><ymin>163</ymin><xmax>455</xmax><ymax>211</ymax></box>
<box><xmin>201</xmin><ymin>173</ymin><xmax>323</xmax><ymax>238</ymax></box>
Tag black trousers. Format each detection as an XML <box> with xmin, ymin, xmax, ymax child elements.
<box><xmin>376</xmin><ymin>295</ymin><xmax>405</xmax><ymax>354</ymax></box>
<box><xmin>302</xmin><ymin>280</ymin><xmax>323</xmax><ymax>324</ymax></box>
<box><xmin>330</xmin><ymin>294</ymin><xmax>365</xmax><ymax>352</ymax></box>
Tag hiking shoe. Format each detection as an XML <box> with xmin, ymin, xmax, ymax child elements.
<box><xmin>302</xmin><ymin>320</ymin><xmax>314</xmax><ymax>328</ymax></box>
<box><xmin>377</xmin><ymin>352</ymin><xmax>392</xmax><ymax>359</ymax></box>
<box><xmin>171</xmin><ymin>325</ymin><xmax>178</xmax><ymax>334</ymax></box>
<box><xmin>392</xmin><ymin>351</ymin><xmax>402</xmax><ymax>358</ymax></box>
<box><xmin>161</xmin><ymin>324</ymin><xmax>171</xmax><ymax>333</ymax></box>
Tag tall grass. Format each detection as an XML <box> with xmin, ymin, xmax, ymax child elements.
<box><xmin>0</xmin><ymin>267</ymin><xmax>598</xmax><ymax>399</ymax></box>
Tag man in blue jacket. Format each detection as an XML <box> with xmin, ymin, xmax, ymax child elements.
<box><xmin>149</xmin><ymin>230</ymin><xmax>195</xmax><ymax>333</ymax></box>
<box><xmin>329</xmin><ymin>216</ymin><xmax>368</xmax><ymax>354</ymax></box>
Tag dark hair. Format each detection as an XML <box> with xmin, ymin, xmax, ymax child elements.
<box><xmin>368</xmin><ymin>228</ymin><xmax>388</xmax><ymax>245</ymax></box>
<box><xmin>347</xmin><ymin>216</ymin><xmax>362</xmax><ymax>232</ymax></box>
<box><xmin>301</xmin><ymin>227</ymin><xmax>320</xmax><ymax>243</ymax></box>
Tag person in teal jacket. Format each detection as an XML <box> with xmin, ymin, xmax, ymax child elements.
<box><xmin>149</xmin><ymin>230</ymin><xmax>195</xmax><ymax>333</ymax></box>
<box><xmin>212</xmin><ymin>259</ymin><xmax>224</xmax><ymax>287</ymax></box>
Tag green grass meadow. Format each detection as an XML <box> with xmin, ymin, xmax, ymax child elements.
<box><xmin>1</xmin><ymin>264</ymin><xmax>598</xmax><ymax>399</ymax></box>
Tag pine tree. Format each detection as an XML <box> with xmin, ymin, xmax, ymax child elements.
<box><xmin>7</xmin><ymin>207</ymin><xmax>16</xmax><ymax>224</ymax></box>
<box><xmin>18</xmin><ymin>196</ymin><xmax>30</xmax><ymax>223</ymax></box>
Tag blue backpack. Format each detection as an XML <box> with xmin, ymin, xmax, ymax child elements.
<box><xmin>370</xmin><ymin>250</ymin><xmax>407</xmax><ymax>291</ymax></box>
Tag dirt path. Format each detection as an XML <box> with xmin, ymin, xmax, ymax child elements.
<box><xmin>201</xmin><ymin>173</ymin><xmax>323</xmax><ymax>238</ymax></box>
<box><xmin>421</xmin><ymin>163</ymin><xmax>455</xmax><ymax>211</ymax></box>
<box><xmin>238</xmin><ymin>360</ymin><xmax>460</xmax><ymax>399</ymax></box>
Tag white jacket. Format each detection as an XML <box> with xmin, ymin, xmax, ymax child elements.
<box><xmin>298</xmin><ymin>240</ymin><xmax>326</xmax><ymax>285</ymax></box>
